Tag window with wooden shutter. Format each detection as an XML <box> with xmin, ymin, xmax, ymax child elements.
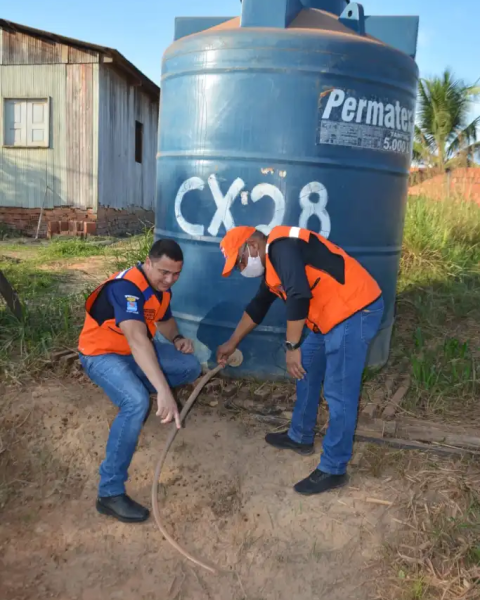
<box><xmin>3</xmin><ymin>98</ymin><xmax>50</xmax><ymax>148</ymax></box>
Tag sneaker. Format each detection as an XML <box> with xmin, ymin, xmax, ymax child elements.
<box><xmin>294</xmin><ymin>469</ymin><xmax>348</xmax><ymax>496</ymax></box>
<box><xmin>265</xmin><ymin>430</ymin><xmax>315</xmax><ymax>456</ymax></box>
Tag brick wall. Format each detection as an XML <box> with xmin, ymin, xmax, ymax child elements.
<box><xmin>409</xmin><ymin>168</ymin><xmax>480</xmax><ymax>203</ymax></box>
<box><xmin>0</xmin><ymin>207</ymin><xmax>96</xmax><ymax>237</ymax></box>
<box><xmin>96</xmin><ymin>207</ymin><xmax>155</xmax><ymax>236</ymax></box>
<box><xmin>0</xmin><ymin>206</ymin><xmax>155</xmax><ymax>238</ymax></box>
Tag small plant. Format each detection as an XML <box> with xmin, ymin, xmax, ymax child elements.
<box><xmin>410</xmin><ymin>578</ymin><xmax>426</xmax><ymax>600</ymax></box>
<box><xmin>111</xmin><ymin>228</ymin><xmax>154</xmax><ymax>272</ymax></box>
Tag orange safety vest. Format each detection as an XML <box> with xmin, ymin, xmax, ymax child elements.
<box><xmin>265</xmin><ymin>226</ymin><xmax>381</xmax><ymax>334</ymax></box>
<box><xmin>78</xmin><ymin>265</ymin><xmax>171</xmax><ymax>356</ymax></box>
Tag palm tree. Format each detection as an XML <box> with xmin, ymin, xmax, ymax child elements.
<box><xmin>413</xmin><ymin>69</ymin><xmax>480</xmax><ymax>171</ymax></box>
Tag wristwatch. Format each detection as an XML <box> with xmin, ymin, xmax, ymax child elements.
<box><xmin>285</xmin><ymin>340</ymin><xmax>301</xmax><ymax>351</ymax></box>
<box><xmin>172</xmin><ymin>334</ymin><xmax>185</xmax><ymax>344</ymax></box>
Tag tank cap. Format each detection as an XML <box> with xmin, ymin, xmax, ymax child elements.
<box><xmin>339</xmin><ymin>2</ymin><xmax>366</xmax><ymax>35</ymax></box>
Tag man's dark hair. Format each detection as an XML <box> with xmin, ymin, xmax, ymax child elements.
<box><xmin>149</xmin><ymin>238</ymin><xmax>184</xmax><ymax>262</ymax></box>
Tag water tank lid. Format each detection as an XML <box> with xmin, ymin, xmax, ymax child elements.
<box><xmin>206</xmin><ymin>10</ymin><xmax>365</xmax><ymax>38</ymax></box>
<box><xmin>177</xmin><ymin>8</ymin><xmax>419</xmax><ymax>60</ymax></box>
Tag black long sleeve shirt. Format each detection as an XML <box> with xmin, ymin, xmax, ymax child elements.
<box><xmin>245</xmin><ymin>236</ymin><xmax>345</xmax><ymax>324</ymax></box>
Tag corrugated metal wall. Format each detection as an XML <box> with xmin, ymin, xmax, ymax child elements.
<box><xmin>0</xmin><ymin>62</ymin><xmax>99</xmax><ymax>210</ymax></box>
<box><xmin>0</xmin><ymin>29</ymin><xmax>158</xmax><ymax>212</ymax></box>
<box><xmin>98</xmin><ymin>66</ymin><xmax>158</xmax><ymax>211</ymax></box>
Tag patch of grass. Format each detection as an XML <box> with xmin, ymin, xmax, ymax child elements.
<box><xmin>400</xmin><ymin>195</ymin><xmax>480</xmax><ymax>288</ymax></box>
<box><xmin>1</xmin><ymin>237</ymin><xmax>109</xmax><ymax>262</ymax></box>
<box><xmin>37</xmin><ymin>237</ymin><xmax>108</xmax><ymax>260</ymax></box>
<box><xmin>389</xmin><ymin>195</ymin><xmax>480</xmax><ymax>418</ymax></box>
<box><xmin>404</xmin><ymin>332</ymin><xmax>479</xmax><ymax>416</ymax></box>
<box><xmin>111</xmin><ymin>228</ymin><xmax>154</xmax><ymax>272</ymax></box>
<box><xmin>0</xmin><ymin>241</ymin><xmax>104</xmax><ymax>381</ymax></box>
<box><xmin>0</xmin><ymin>285</ymin><xmax>88</xmax><ymax>380</ymax></box>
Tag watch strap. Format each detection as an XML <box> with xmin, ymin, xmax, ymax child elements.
<box><xmin>286</xmin><ymin>340</ymin><xmax>301</xmax><ymax>351</ymax></box>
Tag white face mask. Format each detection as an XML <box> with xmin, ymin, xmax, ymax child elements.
<box><xmin>240</xmin><ymin>246</ymin><xmax>265</xmax><ymax>278</ymax></box>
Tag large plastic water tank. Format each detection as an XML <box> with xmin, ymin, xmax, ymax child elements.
<box><xmin>156</xmin><ymin>1</ymin><xmax>419</xmax><ymax>378</ymax></box>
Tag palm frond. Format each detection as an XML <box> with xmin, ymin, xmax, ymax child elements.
<box><xmin>447</xmin><ymin>117</ymin><xmax>480</xmax><ymax>157</ymax></box>
<box><xmin>415</xmin><ymin>69</ymin><xmax>480</xmax><ymax>167</ymax></box>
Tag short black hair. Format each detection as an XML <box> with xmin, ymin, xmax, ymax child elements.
<box><xmin>149</xmin><ymin>239</ymin><xmax>184</xmax><ymax>262</ymax></box>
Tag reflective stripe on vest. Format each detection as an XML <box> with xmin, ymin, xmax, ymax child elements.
<box><xmin>78</xmin><ymin>265</ymin><xmax>171</xmax><ymax>356</ymax></box>
<box><xmin>265</xmin><ymin>226</ymin><xmax>381</xmax><ymax>334</ymax></box>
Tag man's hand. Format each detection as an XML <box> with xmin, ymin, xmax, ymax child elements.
<box><xmin>216</xmin><ymin>340</ymin><xmax>237</xmax><ymax>367</ymax></box>
<box><xmin>286</xmin><ymin>348</ymin><xmax>306</xmax><ymax>380</ymax></box>
<box><xmin>174</xmin><ymin>337</ymin><xmax>194</xmax><ymax>354</ymax></box>
<box><xmin>156</xmin><ymin>388</ymin><xmax>181</xmax><ymax>429</ymax></box>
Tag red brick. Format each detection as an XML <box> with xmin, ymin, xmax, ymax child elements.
<box><xmin>0</xmin><ymin>205</ymin><xmax>155</xmax><ymax>238</ymax></box>
<box><xmin>84</xmin><ymin>222</ymin><xmax>97</xmax><ymax>235</ymax></box>
<box><xmin>48</xmin><ymin>221</ymin><xmax>60</xmax><ymax>235</ymax></box>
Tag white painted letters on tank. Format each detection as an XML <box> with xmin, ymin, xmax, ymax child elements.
<box><xmin>174</xmin><ymin>177</ymin><xmax>206</xmax><ymax>236</ymax></box>
<box><xmin>174</xmin><ymin>176</ymin><xmax>331</xmax><ymax>238</ymax></box>
<box><xmin>250</xmin><ymin>183</ymin><xmax>286</xmax><ymax>235</ymax></box>
<box><xmin>207</xmin><ymin>174</ymin><xmax>243</xmax><ymax>236</ymax></box>
<box><xmin>299</xmin><ymin>182</ymin><xmax>331</xmax><ymax>238</ymax></box>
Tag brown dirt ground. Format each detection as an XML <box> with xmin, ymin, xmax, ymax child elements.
<box><xmin>0</xmin><ymin>378</ymin><xmax>404</xmax><ymax>600</ymax></box>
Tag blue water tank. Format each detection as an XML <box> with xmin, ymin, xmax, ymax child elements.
<box><xmin>156</xmin><ymin>1</ymin><xmax>419</xmax><ymax>378</ymax></box>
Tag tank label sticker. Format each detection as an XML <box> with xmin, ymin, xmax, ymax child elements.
<box><xmin>317</xmin><ymin>88</ymin><xmax>414</xmax><ymax>155</ymax></box>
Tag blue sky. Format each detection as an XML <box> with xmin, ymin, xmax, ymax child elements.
<box><xmin>2</xmin><ymin>0</ymin><xmax>479</xmax><ymax>119</ymax></box>
<box><xmin>2</xmin><ymin>0</ymin><xmax>478</xmax><ymax>87</ymax></box>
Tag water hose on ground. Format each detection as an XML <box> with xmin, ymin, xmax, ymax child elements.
<box><xmin>151</xmin><ymin>349</ymin><xmax>244</xmax><ymax>575</ymax></box>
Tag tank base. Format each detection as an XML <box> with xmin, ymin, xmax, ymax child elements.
<box><xmin>365</xmin><ymin>322</ymin><xmax>392</xmax><ymax>371</ymax></box>
<box><xmin>175</xmin><ymin>312</ymin><xmax>392</xmax><ymax>381</ymax></box>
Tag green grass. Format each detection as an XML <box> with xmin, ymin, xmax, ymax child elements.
<box><xmin>393</xmin><ymin>194</ymin><xmax>480</xmax><ymax>418</ymax></box>
<box><xmin>0</xmin><ymin>231</ymin><xmax>154</xmax><ymax>380</ymax></box>
<box><xmin>0</xmin><ymin>262</ymin><xmax>89</xmax><ymax>379</ymax></box>
<box><xmin>1</xmin><ymin>237</ymin><xmax>109</xmax><ymax>262</ymax></box>
<box><xmin>110</xmin><ymin>227</ymin><xmax>153</xmax><ymax>271</ymax></box>
<box><xmin>37</xmin><ymin>237</ymin><xmax>109</xmax><ymax>260</ymax></box>
<box><xmin>400</xmin><ymin>194</ymin><xmax>480</xmax><ymax>286</ymax></box>
<box><xmin>0</xmin><ymin>238</ymin><xmax>110</xmax><ymax>380</ymax></box>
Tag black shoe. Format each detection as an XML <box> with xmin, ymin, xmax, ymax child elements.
<box><xmin>294</xmin><ymin>469</ymin><xmax>348</xmax><ymax>496</ymax></box>
<box><xmin>96</xmin><ymin>494</ymin><xmax>150</xmax><ymax>523</ymax></box>
<box><xmin>265</xmin><ymin>430</ymin><xmax>315</xmax><ymax>456</ymax></box>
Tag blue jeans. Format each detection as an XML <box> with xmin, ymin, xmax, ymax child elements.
<box><xmin>288</xmin><ymin>296</ymin><xmax>384</xmax><ymax>475</ymax></box>
<box><xmin>79</xmin><ymin>339</ymin><xmax>201</xmax><ymax>497</ymax></box>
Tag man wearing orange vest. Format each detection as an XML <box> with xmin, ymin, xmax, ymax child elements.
<box><xmin>217</xmin><ymin>226</ymin><xmax>383</xmax><ymax>496</ymax></box>
<box><xmin>78</xmin><ymin>239</ymin><xmax>201</xmax><ymax>523</ymax></box>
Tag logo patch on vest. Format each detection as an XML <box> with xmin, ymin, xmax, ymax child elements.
<box><xmin>125</xmin><ymin>295</ymin><xmax>139</xmax><ymax>314</ymax></box>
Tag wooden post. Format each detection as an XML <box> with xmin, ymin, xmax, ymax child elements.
<box><xmin>0</xmin><ymin>270</ymin><xmax>23</xmax><ymax>321</ymax></box>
